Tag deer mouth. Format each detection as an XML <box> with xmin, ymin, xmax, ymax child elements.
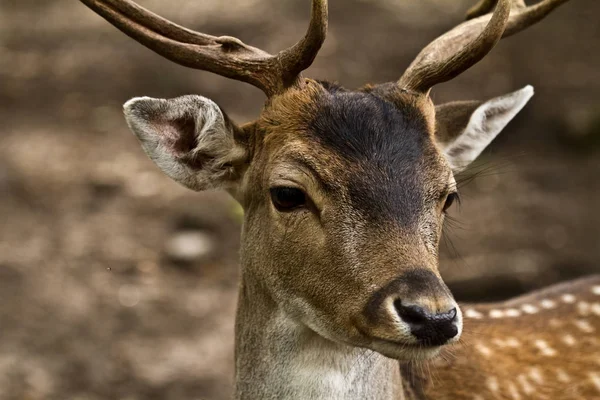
<box><xmin>352</xmin><ymin>317</ymin><xmax>452</xmax><ymax>360</ymax></box>
<box><xmin>369</xmin><ymin>337</ymin><xmax>445</xmax><ymax>360</ymax></box>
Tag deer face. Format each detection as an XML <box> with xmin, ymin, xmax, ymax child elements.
<box><xmin>124</xmin><ymin>80</ymin><xmax>533</xmax><ymax>360</ymax></box>
<box><xmin>241</xmin><ymin>82</ymin><xmax>459</xmax><ymax>360</ymax></box>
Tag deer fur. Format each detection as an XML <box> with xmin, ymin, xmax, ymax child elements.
<box><xmin>417</xmin><ymin>276</ymin><xmax>600</xmax><ymax>400</ymax></box>
<box><xmin>79</xmin><ymin>0</ymin><xmax>597</xmax><ymax>399</ymax></box>
<box><xmin>121</xmin><ymin>80</ymin><xmax>600</xmax><ymax>400</ymax></box>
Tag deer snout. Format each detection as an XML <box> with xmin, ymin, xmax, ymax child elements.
<box><xmin>362</xmin><ymin>269</ymin><xmax>462</xmax><ymax>349</ymax></box>
<box><xmin>395</xmin><ymin>301</ymin><xmax>458</xmax><ymax>346</ymax></box>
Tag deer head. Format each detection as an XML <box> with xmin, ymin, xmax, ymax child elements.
<box><xmin>81</xmin><ymin>0</ymin><xmax>565</xmax><ymax>364</ymax></box>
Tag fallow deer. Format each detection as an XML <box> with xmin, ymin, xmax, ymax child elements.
<box><xmin>79</xmin><ymin>0</ymin><xmax>600</xmax><ymax>399</ymax></box>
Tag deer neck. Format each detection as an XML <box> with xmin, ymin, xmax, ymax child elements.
<box><xmin>233</xmin><ymin>274</ymin><xmax>405</xmax><ymax>400</ymax></box>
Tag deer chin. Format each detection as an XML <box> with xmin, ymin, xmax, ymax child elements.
<box><xmin>349</xmin><ymin>322</ymin><xmax>452</xmax><ymax>361</ymax></box>
<box><xmin>350</xmin><ymin>309</ymin><xmax>463</xmax><ymax>361</ymax></box>
<box><xmin>368</xmin><ymin>338</ymin><xmax>444</xmax><ymax>361</ymax></box>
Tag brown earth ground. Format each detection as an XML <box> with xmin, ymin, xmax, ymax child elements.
<box><xmin>0</xmin><ymin>1</ymin><xmax>599</xmax><ymax>399</ymax></box>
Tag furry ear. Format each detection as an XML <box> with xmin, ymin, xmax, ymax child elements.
<box><xmin>435</xmin><ymin>86</ymin><xmax>534</xmax><ymax>173</ymax></box>
<box><xmin>123</xmin><ymin>95</ymin><xmax>249</xmax><ymax>191</ymax></box>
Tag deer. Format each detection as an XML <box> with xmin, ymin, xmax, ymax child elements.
<box><xmin>79</xmin><ymin>0</ymin><xmax>600</xmax><ymax>399</ymax></box>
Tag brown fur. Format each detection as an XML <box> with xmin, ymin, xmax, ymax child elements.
<box><xmin>239</xmin><ymin>81</ymin><xmax>457</xmax><ymax>348</ymax></box>
<box><xmin>89</xmin><ymin>0</ymin><xmax>587</xmax><ymax>397</ymax></box>
<box><xmin>434</xmin><ymin>100</ymin><xmax>482</xmax><ymax>145</ymax></box>
<box><xmin>122</xmin><ymin>77</ymin><xmax>596</xmax><ymax>399</ymax></box>
<box><xmin>209</xmin><ymin>81</ymin><xmax>598</xmax><ymax>399</ymax></box>
<box><xmin>122</xmin><ymin>78</ymin><xmax>594</xmax><ymax>400</ymax></box>
<box><xmin>415</xmin><ymin>276</ymin><xmax>600</xmax><ymax>400</ymax></box>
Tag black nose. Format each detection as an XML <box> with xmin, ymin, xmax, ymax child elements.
<box><xmin>395</xmin><ymin>301</ymin><xmax>458</xmax><ymax>346</ymax></box>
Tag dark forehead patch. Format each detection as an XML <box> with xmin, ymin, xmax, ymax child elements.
<box><xmin>307</xmin><ymin>88</ymin><xmax>444</xmax><ymax>225</ymax></box>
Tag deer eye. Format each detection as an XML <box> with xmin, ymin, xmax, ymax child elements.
<box><xmin>270</xmin><ymin>187</ymin><xmax>306</xmax><ymax>211</ymax></box>
<box><xmin>443</xmin><ymin>192</ymin><xmax>459</xmax><ymax>212</ymax></box>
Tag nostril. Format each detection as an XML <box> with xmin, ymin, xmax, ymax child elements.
<box><xmin>433</xmin><ymin>307</ymin><xmax>457</xmax><ymax>323</ymax></box>
<box><xmin>394</xmin><ymin>301</ymin><xmax>459</xmax><ymax>346</ymax></box>
<box><xmin>394</xmin><ymin>300</ymin><xmax>428</xmax><ymax>325</ymax></box>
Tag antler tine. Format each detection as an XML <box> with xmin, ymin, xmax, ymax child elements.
<box><xmin>467</xmin><ymin>0</ymin><xmax>525</xmax><ymax>20</ymax></box>
<box><xmin>278</xmin><ymin>0</ymin><xmax>328</xmax><ymax>88</ymax></box>
<box><xmin>501</xmin><ymin>0</ymin><xmax>571</xmax><ymax>38</ymax></box>
<box><xmin>467</xmin><ymin>0</ymin><xmax>571</xmax><ymax>38</ymax></box>
<box><xmin>399</xmin><ymin>0</ymin><xmax>572</xmax><ymax>94</ymax></box>
<box><xmin>79</xmin><ymin>0</ymin><xmax>329</xmax><ymax>97</ymax></box>
<box><xmin>398</xmin><ymin>0</ymin><xmax>511</xmax><ymax>94</ymax></box>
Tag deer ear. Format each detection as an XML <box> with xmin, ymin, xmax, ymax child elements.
<box><xmin>123</xmin><ymin>95</ymin><xmax>249</xmax><ymax>191</ymax></box>
<box><xmin>435</xmin><ymin>86</ymin><xmax>534</xmax><ymax>173</ymax></box>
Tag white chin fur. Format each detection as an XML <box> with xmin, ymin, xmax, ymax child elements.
<box><xmin>370</xmin><ymin>340</ymin><xmax>443</xmax><ymax>361</ymax></box>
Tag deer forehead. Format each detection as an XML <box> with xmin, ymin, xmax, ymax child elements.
<box><xmin>257</xmin><ymin>83</ymin><xmax>451</xmax><ymax>225</ymax></box>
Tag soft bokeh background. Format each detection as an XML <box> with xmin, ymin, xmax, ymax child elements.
<box><xmin>0</xmin><ymin>0</ymin><xmax>598</xmax><ymax>399</ymax></box>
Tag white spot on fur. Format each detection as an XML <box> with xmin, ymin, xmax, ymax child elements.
<box><xmin>508</xmin><ymin>382</ymin><xmax>521</xmax><ymax>399</ymax></box>
<box><xmin>492</xmin><ymin>337</ymin><xmax>520</xmax><ymax>349</ymax></box>
<box><xmin>540</xmin><ymin>299</ymin><xmax>556</xmax><ymax>309</ymax></box>
<box><xmin>562</xmin><ymin>294</ymin><xmax>576</xmax><ymax>304</ymax></box>
<box><xmin>505</xmin><ymin>308</ymin><xmax>521</xmax><ymax>317</ymax></box>
<box><xmin>517</xmin><ymin>374</ymin><xmax>535</xmax><ymax>395</ymax></box>
<box><xmin>486</xmin><ymin>376</ymin><xmax>499</xmax><ymax>392</ymax></box>
<box><xmin>529</xmin><ymin>367</ymin><xmax>544</xmax><ymax>384</ymax></box>
<box><xmin>592</xmin><ymin>286</ymin><xmax>600</xmax><ymax>296</ymax></box>
<box><xmin>574</xmin><ymin>319</ymin><xmax>595</xmax><ymax>333</ymax></box>
<box><xmin>578</xmin><ymin>301</ymin><xmax>591</xmax><ymax>316</ymax></box>
<box><xmin>590</xmin><ymin>372</ymin><xmax>600</xmax><ymax>392</ymax></box>
<box><xmin>592</xmin><ymin>303</ymin><xmax>600</xmax><ymax>316</ymax></box>
<box><xmin>489</xmin><ymin>309</ymin><xmax>504</xmax><ymax>318</ymax></box>
<box><xmin>562</xmin><ymin>334</ymin><xmax>576</xmax><ymax>346</ymax></box>
<box><xmin>465</xmin><ymin>309</ymin><xmax>483</xmax><ymax>319</ymax></box>
<box><xmin>534</xmin><ymin>339</ymin><xmax>557</xmax><ymax>357</ymax></box>
<box><xmin>556</xmin><ymin>369</ymin><xmax>571</xmax><ymax>383</ymax></box>
<box><xmin>521</xmin><ymin>304</ymin><xmax>538</xmax><ymax>314</ymax></box>
<box><xmin>476</xmin><ymin>343</ymin><xmax>492</xmax><ymax>357</ymax></box>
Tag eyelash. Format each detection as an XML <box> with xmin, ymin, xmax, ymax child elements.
<box><xmin>443</xmin><ymin>192</ymin><xmax>459</xmax><ymax>212</ymax></box>
<box><xmin>269</xmin><ymin>186</ymin><xmax>459</xmax><ymax>215</ymax></box>
<box><xmin>270</xmin><ymin>187</ymin><xmax>307</xmax><ymax>212</ymax></box>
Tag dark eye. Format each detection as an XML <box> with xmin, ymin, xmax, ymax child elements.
<box><xmin>443</xmin><ymin>192</ymin><xmax>459</xmax><ymax>212</ymax></box>
<box><xmin>270</xmin><ymin>187</ymin><xmax>306</xmax><ymax>211</ymax></box>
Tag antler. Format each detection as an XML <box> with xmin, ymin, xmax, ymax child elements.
<box><xmin>399</xmin><ymin>0</ymin><xmax>570</xmax><ymax>94</ymax></box>
<box><xmin>467</xmin><ymin>0</ymin><xmax>525</xmax><ymax>19</ymax></box>
<box><xmin>468</xmin><ymin>0</ymin><xmax>571</xmax><ymax>37</ymax></box>
<box><xmin>79</xmin><ymin>0</ymin><xmax>328</xmax><ymax>97</ymax></box>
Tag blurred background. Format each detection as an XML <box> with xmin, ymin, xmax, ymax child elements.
<box><xmin>0</xmin><ymin>0</ymin><xmax>598</xmax><ymax>399</ymax></box>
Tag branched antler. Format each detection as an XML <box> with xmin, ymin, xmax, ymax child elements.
<box><xmin>399</xmin><ymin>0</ymin><xmax>571</xmax><ymax>94</ymax></box>
<box><xmin>81</xmin><ymin>0</ymin><xmax>571</xmax><ymax>99</ymax></box>
<box><xmin>467</xmin><ymin>0</ymin><xmax>570</xmax><ymax>37</ymax></box>
<box><xmin>79</xmin><ymin>0</ymin><xmax>328</xmax><ymax>97</ymax></box>
<box><xmin>398</xmin><ymin>0</ymin><xmax>511</xmax><ymax>94</ymax></box>
<box><xmin>467</xmin><ymin>0</ymin><xmax>526</xmax><ymax>20</ymax></box>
